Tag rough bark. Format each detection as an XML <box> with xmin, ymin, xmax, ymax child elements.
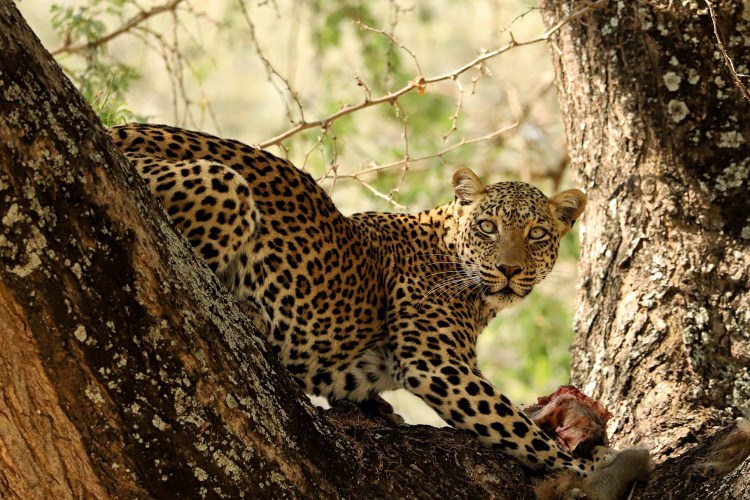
<box><xmin>0</xmin><ymin>2</ymin><xmax>537</xmax><ymax>498</ymax></box>
<box><xmin>541</xmin><ymin>0</ymin><xmax>750</xmax><ymax>497</ymax></box>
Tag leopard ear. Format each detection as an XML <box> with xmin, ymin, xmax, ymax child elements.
<box><xmin>549</xmin><ymin>189</ymin><xmax>586</xmax><ymax>230</ymax></box>
<box><xmin>452</xmin><ymin>167</ymin><xmax>487</xmax><ymax>205</ymax></box>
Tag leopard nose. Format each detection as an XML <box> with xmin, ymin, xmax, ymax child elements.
<box><xmin>496</xmin><ymin>263</ymin><xmax>522</xmax><ymax>278</ymax></box>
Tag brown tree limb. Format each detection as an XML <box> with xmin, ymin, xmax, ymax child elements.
<box><xmin>2</xmin><ymin>1</ymin><xmax>748</xmax><ymax>498</ymax></box>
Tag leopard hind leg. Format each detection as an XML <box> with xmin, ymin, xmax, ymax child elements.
<box><xmin>127</xmin><ymin>154</ymin><xmax>259</xmax><ymax>289</ymax></box>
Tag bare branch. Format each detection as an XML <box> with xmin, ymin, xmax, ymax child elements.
<box><xmin>51</xmin><ymin>0</ymin><xmax>186</xmax><ymax>56</ymax></box>
<box><xmin>257</xmin><ymin>0</ymin><xmax>607</xmax><ymax>149</ymax></box>
<box><xmin>331</xmin><ymin>76</ymin><xmax>555</xmax><ymax>183</ymax></box>
<box><xmin>355</xmin><ymin>20</ymin><xmax>424</xmax><ymax>77</ymax></box>
<box><xmin>324</xmin><ymin>122</ymin><xmax>519</xmax><ymax>181</ymax></box>
<box><xmin>352</xmin><ymin>178</ymin><xmax>407</xmax><ymax>210</ymax></box>
<box><xmin>497</xmin><ymin>6</ymin><xmax>540</xmax><ymax>40</ymax></box>
<box><xmin>704</xmin><ymin>0</ymin><xmax>750</xmax><ymax>102</ymax></box>
<box><xmin>389</xmin><ymin>100</ymin><xmax>411</xmax><ymax>203</ymax></box>
<box><xmin>443</xmin><ymin>77</ymin><xmax>464</xmax><ymax>143</ymax></box>
<box><xmin>237</xmin><ymin>0</ymin><xmax>306</xmax><ymax>125</ymax></box>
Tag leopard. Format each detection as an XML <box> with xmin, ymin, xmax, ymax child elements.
<box><xmin>109</xmin><ymin>123</ymin><xmax>626</xmax><ymax>478</ymax></box>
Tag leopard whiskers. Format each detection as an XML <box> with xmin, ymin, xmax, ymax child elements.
<box><xmin>418</xmin><ymin>275</ymin><xmax>472</xmax><ymax>310</ymax></box>
<box><xmin>418</xmin><ymin>262</ymin><xmax>482</xmax><ymax>310</ymax></box>
<box><xmin>535</xmin><ymin>270</ymin><xmax>571</xmax><ymax>287</ymax></box>
<box><xmin>419</xmin><ymin>261</ymin><xmax>463</xmax><ymax>271</ymax></box>
<box><xmin>422</xmin><ymin>269</ymin><xmax>467</xmax><ymax>281</ymax></box>
<box><xmin>418</xmin><ymin>253</ymin><xmax>462</xmax><ymax>270</ymax></box>
<box><xmin>434</xmin><ymin>275</ymin><xmax>477</xmax><ymax>303</ymax></box>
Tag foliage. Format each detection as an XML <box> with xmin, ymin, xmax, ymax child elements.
<box><xmin>73</xmin><ymin>59</ymin><xmax>143</xmax><ymax>126</ymax></box>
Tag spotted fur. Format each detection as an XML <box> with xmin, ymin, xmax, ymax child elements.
<box><xmin>111</xmin><ymin>123</ymin><xmax>598</xmax><ymax>474</ymax></box>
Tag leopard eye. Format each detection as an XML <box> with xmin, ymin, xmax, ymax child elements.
<box><xmin>528</xmin><ymin>227</ymin><xmax>548</xmax><ymax>240</ymax></box>
<box><xmin>478</xmin><ymin>220</ymin><xmax>497</xmax><ymax>234</ymax></box>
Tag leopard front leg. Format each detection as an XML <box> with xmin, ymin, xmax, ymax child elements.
<box><xmin>394</xmin><ymin>337</ymin><xmax>593</xmax><ymax>474</ymax></box>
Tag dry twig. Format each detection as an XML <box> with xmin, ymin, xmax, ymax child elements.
<box><xmin>52</xmin><ymin>0</ymin><xmax>186</xmax><ymax>56</ymax></box>
<box><xmin>257</xmin><ymin>0</ymin><xmax>607</xmax><ymax>148</ymax></box>
<box><xmin>704</xmin><ymin>0</ymin><xmax>750</xmax><ymax>101</ymax></box>
<box><xmin>237</xmin><ymin>0</ymin><xmax>307</xmax><ymax>125</ymax></box>
<box><xmin>321</xmin><ymin>122</ymin><xmax>520</xmax><ymax>182</ymax></box>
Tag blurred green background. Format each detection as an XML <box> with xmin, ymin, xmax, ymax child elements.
<box><xmin>21</xmin><ymin>0</ymin><xmax>580</xmax><ymax>425</ymax></box>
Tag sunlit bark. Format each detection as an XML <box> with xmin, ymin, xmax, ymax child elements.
<box><xmin>542</xmin><ymin>1</ymin><xmax>750</xmax><ymax>496</ymax></box>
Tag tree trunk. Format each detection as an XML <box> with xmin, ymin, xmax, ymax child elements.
<box><xmin>0</xmin><ymin>2</ymin><xmax>537</xmax><ymax>498</ymax></box>
<box><xmin>541</xmin><ymin>0</ymin><xmax>750</xmax><ymax>497</ymax></box>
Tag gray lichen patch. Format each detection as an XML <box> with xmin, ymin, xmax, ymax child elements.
<box><xmin>212</xmin><ymin>450</ymin><xmax>243</xmax><ymax>481</ymax></box>
<box><xmin>14</xmin><ymin>230</ymin><xmax>47</xmax><ymax>277</ymax></box>
<box><xmin>225</xmin><ymin>393</ymin><xmax>238</xmax><ymax>409</ymax></box>
<box><xmin>713</xmin><ymin>159</ymin><xmax>749</xmax><ymax>195</ymax></box>
<box><xmin>667</xmin><ymin>99</ymin><xmax>689</xmax><ymax>123</ymax></box>
<box><xmin>687</xmin><ymin>68</ymin><xmax>700</xmax><ymax>85</ymax></box>
<box><xmin>193</xmin><ymin>466</ymin><xmax>209</xmax><ymax>482</ymax></box>
<box><xmin>85</xmin><ymin>383</ymin><xmax>106</xmax><ymax>405</ymax></box>
<box><xmin>2</xmin><ymin>202</ymin><xmax>22</xmax><ymax>226</ymax></box>
<box><xmin>9</xmin><ymin>252</ymin><xmax>43</xmax><ymax>278</ymax></box>
<box><xmin>74</xmin><ymin>325</ymin><xmax>87</xmax><ymax>342</ymax></box>
<box><xmin>172</xmin><ymin>386</ymin><xmax>206</xmax><ymax>428</ymax></box>
<box><xmin>152</xmin><ymin>414</ymin><xmax>168</xmax><ymax>431</ymax></box>
<box><xmin>717</xmin><ymin>131</ymin><xmax>745</xmax><ymax>149</ymax></box>
<box><xmin>663</xmin><ymin>72</ymin><xmax>681</xmax><ymax>91</ymax></box>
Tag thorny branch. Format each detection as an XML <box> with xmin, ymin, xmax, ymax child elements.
<box><xmin>257</xmin><ymin>0</ymin><xmax>607</xmax><ymax>149</ymax></box>
<box><xmin>355</xmin><ymin>20</ymin><xmax>423</xmax><ymax>78</ymax></box>
<box><xmin>330</xmin><ymin>79</ymin><xmax>556</xmax><ymax>183</ymax></box>
<box><xmin>704</xmin><ymin>0</ymin><xmax>750</xmax><ymax>102</ymax></box>
<box><xmin>322</xmin><ymin>122</ymin><xmax>520</xmax><ymax>182</ymax></box>
<box><xmin>51</xmin><ymin>0</ymin><xmax>186</xmax><ymax>56</ymax></box>
<box><xmin>237</xmin><ymin>0</ymin><xmax>307</xmax><ymax>126</ymax></box>
<box><xmin>132</xmin><ymin>23</ymin><xmax>219</xmax><ymax>130</ymax></box>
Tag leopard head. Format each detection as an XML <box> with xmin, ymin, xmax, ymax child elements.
<box><xmin>451</xmin><ymin>167</ymin><xmax>586</xmax><ymax>307</ymax></box>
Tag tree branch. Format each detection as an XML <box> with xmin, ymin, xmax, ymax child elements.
<box><xmin>51</xmin><ymin>0</ymin><xmax>186</xmax><ymax>56</ymax></box>
<box><xmin>257</xmin><ymin>0</ymin><xmax>607</xmax><ymax>148</ymax></box>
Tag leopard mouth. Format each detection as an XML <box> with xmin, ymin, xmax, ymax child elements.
<box><xmin>487</xmin><ymin>284</ymin><xmax>519</xmax><ymax>297</ymax></box>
